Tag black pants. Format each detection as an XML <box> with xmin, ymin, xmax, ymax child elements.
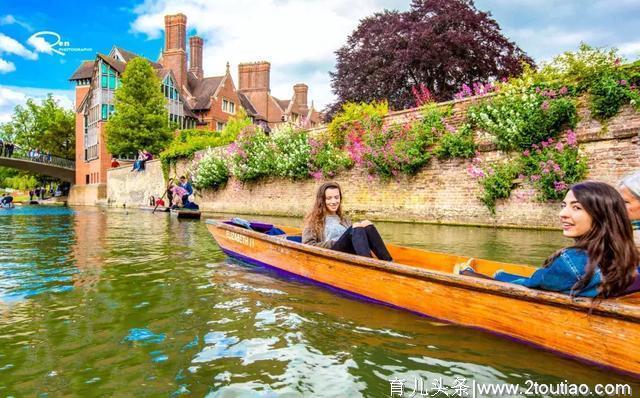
<box><xmin>331</xmin><ymin>225</ymin><xmax>392</xmax><ymax>261</ymax></box>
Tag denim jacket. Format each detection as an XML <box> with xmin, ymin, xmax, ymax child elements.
<box><xmin>495</xmin><ymin>248</ymin><xmax>601</xmax><ymax>297</ymax></box>
<box><xmin>633</xmin><ymin>221</ymin><xmax>640</xmax><ymax>250</ymax></box>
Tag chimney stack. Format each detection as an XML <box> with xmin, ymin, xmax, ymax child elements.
<box><xmin>162</xmin><ymin>14</ymin><xmax>187</xmax><ymax>91</ymax></box>
<box><xmin>238</xmin><ymin>61</ymin><xmax>271</xmax><ymax>92</ymax></box>
<box><xmin>293</xmin><ymin>83</ymin><xmax>308</xmax><ymax>111</ymax></box>
<box><xmin>188</xmin><ymin>36</ymin><xmax>203</xmax><ymax>80</ymax></box>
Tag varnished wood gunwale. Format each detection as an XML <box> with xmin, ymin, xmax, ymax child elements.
<box><xmin>206</xmin><ymin>219</ymin><xmax>640</xmax><ymax>376</ymax></box>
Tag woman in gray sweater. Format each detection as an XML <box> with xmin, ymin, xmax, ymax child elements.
<box><xmin>302</xmin><ymin>182</ymin><xmax>392</xmax><ymax>261</ymax></box>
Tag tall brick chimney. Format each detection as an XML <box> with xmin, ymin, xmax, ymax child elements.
<box><xmin>238</xmin><ymin>61</ymin><xmax>271</xmax><ymax>92</ymax></box>
<box><xmin>188</xmin><ymin>36</ymin><xmax>203</xmax><ymax>80</ymax></box>
<box><xmin>163</xmin><ymin>13</ymin><xmax>187</xmax><ymax>91</ymax></box>
<box><xmin>293</xmin><ymin>83</ymin><xmax>308</xmax><ymax>112</ymax></box>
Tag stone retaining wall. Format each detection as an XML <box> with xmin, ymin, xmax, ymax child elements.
<box><xmin>106</xmin><ymin>98</ymin><xmax>640</xmax><ymax>229</ymax></box>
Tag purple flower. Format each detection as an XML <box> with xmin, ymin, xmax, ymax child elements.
<box><xmin>541</xmin><ymin>141</ymin><xmax>549</xmax><ymax>148</ymax></box>
<box><xmin>555</xmin><ymin>142</ymin><xmax>564</xmax><ymax>152</ymax></box>
<box><xmin>310</xmin><ymin>171</ymin><xmax>323</xmax><ymax>180</ymax></box>
<box><xmin>548</xmin><ymin>137</ymin><xmax>554</xmax><ymax>144</ymax></box>
<box><xmin>554</xmin><ymin>181</ymin><xmax>568</xmax><ymax>192</ymax></box>
<box><xmin>532</xmin><ymin>144</ymin><xmax>539</xmax><ymax>150</ymax></box>
<box><xmin>531</xmin><ymin>174</ymin><xmax>541</xmax><ymax>181</ymax></box>
<box><xmin>566</xmin><ymin>129</ymin><xmax>578</xmax><ymax>146</ymax></box>
<box><xmin>535</xmin><ymin>87</ymin><xmax>541</xmax><ymax>93</ymax></box>
<box><xmin>518</xmin><ymin>174</ymin><xmax>526</xmax><ymax>180</ymax></box>
<box><xmin>620</xmin><ymin>79</ymin><xmax>628</xmax><ymax>86</ymax></box>
<box><xmin>523</xmin><ymin>149</ymin><xmax>530</xmax><ymax>157</ymax></box>
<box><xmin>541</xmin><ymin>100</ymin><xmax>549</xmax><ymax>110</ymax></box>
<box><xmin>559</xmin><ymin>86</ymin><xmax>568</xmax><ymax>95</ymax></box>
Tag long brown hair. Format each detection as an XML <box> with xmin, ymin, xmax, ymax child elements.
<box><xmin>303</xmin><ymin>182</ymin><xmax>345</xmax><ymax>239</ymax></box>
<box><xmin>544</xmin><ymin>181</ymin><xmax>639</xmax><ymax>297</ymax></box>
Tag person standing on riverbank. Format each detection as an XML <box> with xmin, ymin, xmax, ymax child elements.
<box><xmin>619</xmin><ymin>171</ymin><xmax>640</xmax><ymax>249</ymax></box>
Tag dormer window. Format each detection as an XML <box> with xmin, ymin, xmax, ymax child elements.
<box><xmin>222</xmin><ymin>99</ymin><xmax>235</xmax><ymax>114</ymax></box>
<box><xmin>100</xmin><ymin>62</ymin><xmax>119</xmax><ymax>89</ymax></box>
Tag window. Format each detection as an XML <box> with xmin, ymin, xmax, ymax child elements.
<box><xmin>100</xmin><ymin>61</ymin><xmax>118</xmax><ymax>90</ymax></box>
<box><xmin>222</xmin><ymin>99</ymin><xmax>235</xmax><ymax>114</ymax></box>
<box><xmin>163</xmin><ymin>76</ymin><xmax>179</xmax><ymax>101</ymax></box>
<box><xmin>217</xmin><ymin>122</ymin><xmax>225</xmax><ymax>131</ymax></box>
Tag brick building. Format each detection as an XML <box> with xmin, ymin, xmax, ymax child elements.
<box><xmin>68</xmin><ymin>13</ymin><xmax>321</xmax><ymax>202</ymax></box>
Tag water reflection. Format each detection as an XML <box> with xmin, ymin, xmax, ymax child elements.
<box><xmin>0</xmin><ymin>208</ymin><xmax>638</xmax><ymax>397</ymax></box>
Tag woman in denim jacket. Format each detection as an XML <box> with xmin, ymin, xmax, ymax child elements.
<box><xmin>494</xmin><ymin>181</ymin><xmax>639</xmax><ymax>298</ymax></box>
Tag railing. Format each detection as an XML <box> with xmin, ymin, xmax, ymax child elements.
<box><xmin>0</xmin><ymin>143</ymin><xmax>75</xmax><ymax>169</ymax></box>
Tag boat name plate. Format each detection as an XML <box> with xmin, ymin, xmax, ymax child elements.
<box><xmin>226</xmin><ymin>230</ymin><xmax>255</xmax><ymax>248</ymax></box>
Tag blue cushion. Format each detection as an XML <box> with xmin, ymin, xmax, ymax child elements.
<box><xmin>286</xmin><ymin>236</ymin><xmax>302</xmax><ymax>243</ymax></box>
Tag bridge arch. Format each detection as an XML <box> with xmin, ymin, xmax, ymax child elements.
<box><xmin>0</xmin><ymin>145</ymin><xmax>75</xmax><ymax>182</ymax></box>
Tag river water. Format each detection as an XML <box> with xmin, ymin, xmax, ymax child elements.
<box><xmin>0</xmin><ymin>206</ymin><xmax>638</xmax><ymax>396</ymax></box>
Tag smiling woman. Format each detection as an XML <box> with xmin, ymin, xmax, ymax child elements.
<box><xmin>302</xmin><ymin>181</ymin><xmax>392</xmax><ymax>261</ymax></box>
<box><xmin>494</xmin><ymin>181</ymin><xmax>640</xmax><ymax>298</ymax></box>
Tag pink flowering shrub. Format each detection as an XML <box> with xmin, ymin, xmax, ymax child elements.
<box><xmin>308</xmin><ymin>136</ymin><xmax>353</xmax><ymax>178</ymax></box>
<box><xmin>454</xmin><ymin>81</ymin><xmax>496</xmax><ymax>100</ymax></box>
<box><xmin>520</xmin><ymin>130</ymin><xmax>587</xmax><ymax>200</ymax></box>
<box><xmin>350</xmin><ymin>104</ymin><xmax>448</xmax><ymax>178</ymax></box>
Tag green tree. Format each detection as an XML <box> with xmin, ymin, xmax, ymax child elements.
<box><xmin>0</xmin><ymin>94</ymin><xmax>75</xmax><ymax>158</ymax></box>
<box><xmin>106</xmin><ymin>57</ymin><xmax>171</xmax><ymax>155</ymax></box>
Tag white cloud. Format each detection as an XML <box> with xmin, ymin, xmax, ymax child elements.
<box><xmin>27</xmin><ymin>35</ymin><xmax>55</xmax><ymax>55</ymax></box>
<box><xmin>130</xmin><ymin>0</ymin><xmax>396</xmax><ymax>109</ymax></box>
<box><xmin>0</xmin><ymin>32</ymin><xmax>38</xmax><ymax>60</ymax></box>
<box><xmin>0</xmin><ymin>58</ymin><xmax>16</xmax><ymax>73</ymax></box>
<box><xmin>0</xmin><ymin>85</ymin><xmax>74</xmax><ymax>123</ymax></box>
<box><xmin>618</xmin><ymin>41</ymin><xmax>640</xmax><ymax>60</ymax></box>
<box><xmin>0</xmin><ymin>14</ymin><xmax>33</xmax><ymax>31</ymax></box>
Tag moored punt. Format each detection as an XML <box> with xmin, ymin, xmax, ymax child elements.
<box><xmin>171</xmin><ymin>209</ymin><xmax>201</xmax><ymax>219</ymax></box>
<box><xmin>140</xmin><ymin>205</ymin><xmax>170</xmax><ymax>212</ymax></box>
<box><xmin>206</xmin><ymin>219</ymin><xmax>640</xmax><ymax>378</ymax></box>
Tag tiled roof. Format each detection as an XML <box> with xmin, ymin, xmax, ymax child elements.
<box><xmin>191</xmin><ymin>76</ymin><xmax>224</xmax><ymax>110</ymax></box>
<box><xmin>69</xmin><ymin>60</ymin><xmax>95</xmax><ymax>80</ymax></box>
<box><xmin>114</xmin><ymin>46</ymin><xmax>163</xmax><ymax>69</ymax></box>
<box><xmin>97</xmin><ymin>53</ymin><xmax>126</xmax><ymax>73</ymax></box>
<box><xmin>274</xmin><ymin>98</ymin><xmax>290</xmax><ymax>112</ymax></box>
<box><xmin>237</xmin><ymin>93</ymin><xmax>257</xmax><ymax>116</ymax></box>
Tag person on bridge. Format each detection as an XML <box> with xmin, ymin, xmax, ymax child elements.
<box><xmin>5</xmin><ymin>142</ymin><xmax>13</xmax><ymax>157</ymax></box>
<box><xmin>29</xmin><ymin>189</ymin><xmax>35</xmax><ymax>201</ymax></box>
<box><xmin>0</xmin><ymin>139</ymin><xmax>4</xmax><ymax>156</ymax></box>
<box><xmin>111</xmin><ymin>157</ymin><xmax>120</xmax><ymax>168</ymax></box>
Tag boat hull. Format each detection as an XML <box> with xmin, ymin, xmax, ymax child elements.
<box><xmin>171</xmin><ymin>209</ymin><xmax>201</xmax><ymax>219</ymax></box>
<box><xmin>206</xmin><ymin>220</ymin><xmax>640</xmax><ymax>378</ymax></box>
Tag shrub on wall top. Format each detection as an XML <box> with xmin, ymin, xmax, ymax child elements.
<box><xmin>327</xmin><ymin>101</ymin><xmax>388</xmax><ymax>147</ymax></box>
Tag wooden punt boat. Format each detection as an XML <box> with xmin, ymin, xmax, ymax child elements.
<box><xmin>206</xmin><ymin>219</ymin><xmax>640</xmax><ymax>378</ymax></box>
<box><xmin>171</xmin><ymin>209</ymin><xmax>201</xmax><ymax>219</ymax></box>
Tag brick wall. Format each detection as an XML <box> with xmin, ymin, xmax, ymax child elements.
<box><xmin>107</xmin><ymin>97</ymin><xmax>640</xmax><ymax>229</ymax></box>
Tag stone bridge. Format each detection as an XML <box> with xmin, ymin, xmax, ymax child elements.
<box><xmin>0</xmin><ymin>146</ymin><xmax>75</xmax><ymax>182</ymax></box>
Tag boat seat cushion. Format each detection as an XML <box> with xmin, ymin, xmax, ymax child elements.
<box><xmin>286</xmin><ymin>236</ymin><xmax>302</xmax><ymax>243</ymax></box>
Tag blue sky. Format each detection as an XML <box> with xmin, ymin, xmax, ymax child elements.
<box><xmin>1</xmin><ymin>0</ymin><xmax>639</xmax><ymax>122</ymax></box>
